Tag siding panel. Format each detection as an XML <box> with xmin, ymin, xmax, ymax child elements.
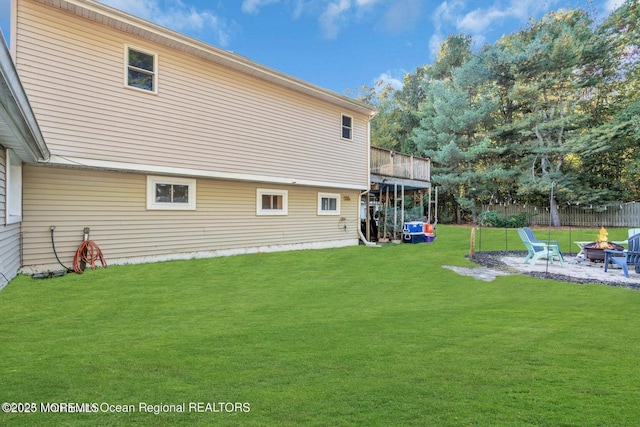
<box><xmin>16</xmin><ymin>1</ymin><xmax>369</xmax><ymax>188</ymax></box>
<box><xmin>22</xmin><ymin>165</ymin><xmax>360</xmax><ymax>269</ymax></box>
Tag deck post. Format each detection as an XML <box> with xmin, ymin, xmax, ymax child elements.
<box><xmin>394</xmin><ymin>183</ymin><xmax>398</xmax><ymax>240</ymax></box>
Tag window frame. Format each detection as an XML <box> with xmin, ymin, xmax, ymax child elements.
<box><xmin>341</xmin><ymin>114</ymin><xmax>353</xmax><ymax>140</ymax></box>
<box><xmin>125</xmin><ymin>45</ymin><xmax>158</xmax><ymax>94</ymax></box>
<box><xmin>317</xmin><ymin>192</ymin><xmax>341</xmax><ymax>216</ymax></box>
<box><xmin>146</xmin><ymin>176</ymin><xmax>196</xmax><ymax>210</ymax></box>
<box><xmin>256</xmin><ymin>189</ymin><xmax>288</xmax><ymax>216</ymax></box>
<box><xmin>5</xmin><ymin>149</ymin><xmax>22</xmax><ymax>225</ymax></box>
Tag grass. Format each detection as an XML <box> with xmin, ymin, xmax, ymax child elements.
<box><xmin>1</xmin><ymin>225</ymin><xmax>639</xmax><ymax>426</ymax></box>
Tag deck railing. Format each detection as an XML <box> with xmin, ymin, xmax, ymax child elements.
<box><xmin>370</xmin><ymin>147</ymin><xmax>430</xmax><ymax>181</ymax></box>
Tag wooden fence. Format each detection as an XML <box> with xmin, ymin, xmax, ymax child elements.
<box><xmin>480</xmin><ymin>202</ymin><xmax>640</xmax><ymax>227</ymax></box>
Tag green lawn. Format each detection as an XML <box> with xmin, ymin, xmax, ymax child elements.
<box><xmin>1</xmin><ymin>225</ymin><xmax>639</xmax><ymax>426</ymax></box>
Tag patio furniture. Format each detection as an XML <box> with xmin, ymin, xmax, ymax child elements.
<box><xmin>523</xmin><ymin>227</ymin><xmax>561</xmax><ymax>251</ymax></box>
<box><xmin>517</xmin><ymin>228</ymin><xmax>564</xmax><ymax>266</ymax></box>
<box><xmin>613</xmin><ymin>228</ymin><xmax>640</xmax><ymax>246</ymax></box>
<box><xmin>604</xmin><ymin>233</ymin><xmax>640</xmax><ymax>278</ymax></box>
<box><xmin>574</xmin><ymin>241</ymin><xmax>591</xmax><ymax>258</ymax></box>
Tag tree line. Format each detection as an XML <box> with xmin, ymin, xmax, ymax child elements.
<box><xmin>359</xmin><ymin>0</ymin><xmax>639</xmax><ymax>226</ymax></box>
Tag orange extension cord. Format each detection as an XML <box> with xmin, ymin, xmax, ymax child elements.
<box><xmin>73</xmin><ymin>240</ymin><xmax>107</xmax><ymax>274</ymax></box>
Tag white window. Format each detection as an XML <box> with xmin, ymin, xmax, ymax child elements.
<box><xmin>341</xmin><ymin>114</ymin><xmax>353</xmax><ymax>140</ymax></box>
<box><xmin>147</xmin><ymin>176</ymin><xmax>196</xmax><ymax>210</ymax></box>
<box><xmin>126</xmin><ymin>46</ymin><xmax>157</xmax><ymax>93</ymax></box>
<box><xmin>318</xmin><ymin>192</ymin><xmax>340</xmax><ymax>215</ymax></box>
<box><xmin>257</xmin><ymin>189</ymin><xmax>288</xmax><ymax>216</ymax></box>
<box><xmin>5</xmin><ymin>149</ymin><xmax>22</xmax><ymax>224</ymax></box>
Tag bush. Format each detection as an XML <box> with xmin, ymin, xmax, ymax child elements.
<box><xmin>478</xmin><ymin>210</ymin><xmax>535</xmax><ymax>228</ymax></box>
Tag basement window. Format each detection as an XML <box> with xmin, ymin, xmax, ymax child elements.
<box><xmin>257</xmin><ymin>189</ymin><xmax>288</xmax><ymax>216</ymax></box>
<box><xmin>317</xmin><ymin>192</ymin><xmax>340</xmax><ymax>215</ymax></box>
<box><xmin>147</xmin><ymin>176</ymin><xmax>196</xmax><ymax>210</ymax></box>
<box><xmin>126</xmin><ymin>46</ymin><xmax>157</xmax><ymax>93</ymax></box>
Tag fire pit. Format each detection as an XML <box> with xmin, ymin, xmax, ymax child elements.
<box><xmin>583</xmin><ymin>226</ymin><xmax>624</xmax><ymax>262</ymax></box>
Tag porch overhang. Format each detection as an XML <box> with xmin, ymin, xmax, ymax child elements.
<box><xmin>370</xmin><ymin>174</ymin><xmax>431</xmax><ymax>193</ymax></box>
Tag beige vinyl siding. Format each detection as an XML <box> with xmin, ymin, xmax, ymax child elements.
<box><xmin>22</xmin><ymin>165</ymin><xmax>360</xmax><ymax>268</ymax></box>
<box><xmin>16</xmin><ymin>1</ymin><xmax>369</xmax><ymax>189</ymax></box>
<box><xmin>0</xmin><ymin>150</ymin><xmax>22</xmax><ymax>283</ymax></box>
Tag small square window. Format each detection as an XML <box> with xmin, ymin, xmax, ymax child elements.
<box><xmin>318</xmin><ymin>192</ymin><xmax>340</xmax><ymax>215</ymax></box>
<box><xmin>147</xmin><ymin>176</ymin><xmax>196</xmax><ymax>210</ymax></box>
<box><xmin>341</xmin><ymin>114</ymin><xmax>353</xmax><ymax>140</ymax></box>
<box><xmin>257</xmin><ymin>189</ymin><xmax>288</xmax><ymax>215</ymax></box>
<box><xmin>126</xmin><ymin>46</ymin><xmax>157</xmax><ymax>93</ymax></box>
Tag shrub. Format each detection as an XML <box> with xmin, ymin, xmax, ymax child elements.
<box><xmin>478</xmin><ymin>210</ymin><xmax>536</xmax><ymax>228</ymax></box>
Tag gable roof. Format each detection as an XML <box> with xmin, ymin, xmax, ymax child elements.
<box><xmin>0</xmin><ymin>32</ymin><xmax>49</xmax><ymax>162</ymax></box>
<box><xmin>32</xmin><ymin>0</ymin><xmax>376</xmax><ymax>117</ymax></box>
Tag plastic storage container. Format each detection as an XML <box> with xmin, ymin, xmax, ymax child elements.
<box><xmin>403</xmin><ymin>232</ymin><xmax>426</xmax><ymax>243</ymax></box>
<box><xmin>404</xmin><ymin>222</ymin><xmax>424</xmax><ymax>233</ymax></box>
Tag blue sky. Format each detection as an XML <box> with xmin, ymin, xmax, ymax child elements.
<box><xmin>0</xmin><ymin>0</ymin><xmax>624</xmax><ymax>95</ymax></box>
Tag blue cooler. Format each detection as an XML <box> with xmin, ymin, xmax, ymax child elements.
<box><xmin>403</xmin><ymin>221</ymin><xmax>424</xmax><ymax>233</ymax></box>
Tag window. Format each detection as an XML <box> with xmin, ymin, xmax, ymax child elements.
<box><xmin>126</xmin><ymin>46</ymin><xmax>157</xmax><ymax>93</ymax></box>
<box><xmin>341</xmin><ymin>114</ymin><xmax>353</xmax><ymax>140</ymax></box>
<box><xmin>318</xmin><ymin>192</ymin><xmax>340</xmax><ymax>215</ymax></box>
<box><xmin>5</xmin><ymin>149</ymin><xmax>22</xmax><ymax>224</ymax></box>
<box><xmin>146</xmin><ymin>176</ymin><xmax>196</xmax><ymax>210</ymax></box>
<box><xmin>257</xmin><ymin>189</ymin><xmax>288</xmax><ymax>215</ymax></box>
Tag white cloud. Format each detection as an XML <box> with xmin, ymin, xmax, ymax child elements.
<box><xmin>456</xmin><ymin>0</ymin><xmax>560</xmax><ymax>34</ymax></box>
<box><xmin>375</xmin><ymin>71</ymin><xmax>404</xmax><ymax>91</ymax></box>
<box><xmin>382</xmin><ymin>0</ymin><xmax>423</xmax><ymax>33</ymax></box>
<box><xmin>428</xmin><ymin>33</ymin><xmax>444</xmax><ymax>58</ymax></box>
<box><xmin>604</xmin><ymin>0</ymin><xmax>624</xmax><ymax>12</ymax></box>
<box><xmin>98</xmin><ymin>0</ymin><xmax>235</xmax><ymax>46</ymax></box>
<box><xmin>430</xmin><ymin>0</ymin><xmax>565</xmax><ymax>57</ymax></box>
<box><xmin>241</xmin><ymin>0</ymin><xmax>282</xmax><ymax>14</ymax></box>
<box><xmin>319</xmin><ymin>0</ymin><xmax>351</xmax><ymax>39</ymax></box>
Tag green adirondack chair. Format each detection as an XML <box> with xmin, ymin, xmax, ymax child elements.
<box><xmin>517</xmin><ymin>228</ymin><xmax>564</xmax><ymax>266</ymax></box>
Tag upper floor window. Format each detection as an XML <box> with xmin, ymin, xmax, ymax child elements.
<box><xmin>147</xmin><ymin>176</ymin><xmax>196</xmax><ymax>210</ymax></box>
<box><xmin>126</xmin><ymin>46</ymin><xmax>157</xmax><ymax>93</ymax></box>
<box><xmin>257</xmin><ymin>189</ymin><xmax>288</xmax><ymax>216</ymax></box>
<box><xmin>341</xmin><ymin>114</ymin><xmax>353</xmax><ymax>140</ymax></box>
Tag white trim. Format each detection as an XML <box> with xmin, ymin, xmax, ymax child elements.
<box><xmin>20</xmin><ymin>239</ymin><xmax>360</xmax><ymax>275</ymax></box>
<box><xmin>256</xmin><ymin>188</ymin><xmax>288</xmax><ymax>215</ymax></box>
<box><xmin>146</xmin><ymin>175</ymin><xmax>196</xmax><ymax>210</ymax></box>
<box><xmin>43</xmin><ymin>155</ymin><xmax>369</xmax><ymax>190</ymax></box>
<box><xmin>317</xmin><ymin>192</ymin><xmax>341</xmax><ymax>215</ymax></box>
<box><xmin>125</xmin><ymin>45</ymin><xmax>158</xmax><ymax>94</ymax></box>
<box><xmin>5</xmin><ymin>149</ymin><xmax>23</xmax><ymax>224</ymax></box>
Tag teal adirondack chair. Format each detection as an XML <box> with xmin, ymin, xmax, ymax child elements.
<box><xmin>517</xmin><ymin>228</ymin><xmax>564</xmax><ymax>266</ymax></box>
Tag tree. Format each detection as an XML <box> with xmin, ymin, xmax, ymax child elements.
<box><xmin>486</xmin><ymin>9</ymin><xmax>605</xmax><ymax>226</ymax></box>
<box><xmin>577</xmin><ymin>0</ymin><xmax>640</xmax><ymax>200</ymax></box>
<box><xmin>412</xmin><ymin>52</ymin><xmax>506</xmax><ymax>223</ymax></box>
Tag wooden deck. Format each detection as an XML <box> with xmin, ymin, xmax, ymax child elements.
<box><xmin>370</xmin><ymin>147</ymin><xmax>430</xmax><ymax>182</ymax></box>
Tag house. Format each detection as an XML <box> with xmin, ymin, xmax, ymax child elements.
<box><xmin>0</xmin><ymin>30</ymin><xmax>49</xmax><ymax>286</ymax></box>
<box><xmin>3</xmin><ymin>0</ymin><xmax>376</xmax><ymax>276</ymax></box>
